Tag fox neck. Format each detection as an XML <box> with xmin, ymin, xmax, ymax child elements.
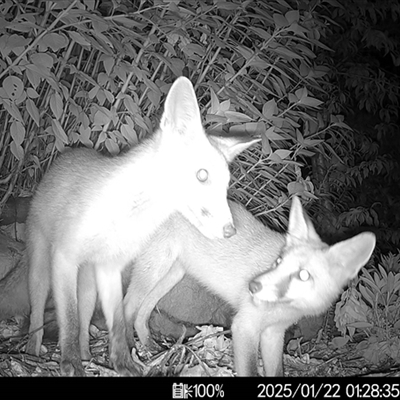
<box><xmin>122</xmin><ymin>132</ymin><xmax>182</xmax><ymax>227</ymax></box>
<box><xmin>79</xmin><ymin>131</ymin><xmax>184</xmax><ymax>260</ymax></box>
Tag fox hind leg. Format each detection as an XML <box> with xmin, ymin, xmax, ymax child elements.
<box><xmin>132</xmin><ymin>261</ymin><xmax>185</xmax><ymax>348</ymax></box>
<box><xmin>26</xmin><ymin>232</ymin><xmax>51</xmax><ymax>356</ymax></box>
<box><xmin>95</xmin><ymin>264</ymin><xmax>141</xmax><ymax>376</ymax></box>
<box><xmin>52</xmin><ymin>252</ymin><xmax>84</xmax><ymax>376</ymax></box>
<box><xmin>78</xmin><ymin>263</ymin><xmax>97</xmax><ymax>361</ymax></box>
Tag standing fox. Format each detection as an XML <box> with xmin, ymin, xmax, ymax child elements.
<box><xmin>122</xmin><ymin>197</ymin><xmax>375</xmax><ymax>376</ymax></box>
<box><xmin>25</xmin><ymin>77</ymin><xmax>257</xmax><ymax>376</ymax></box>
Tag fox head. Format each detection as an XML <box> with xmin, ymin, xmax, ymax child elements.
<box><xmin>158</xmin><ymin>76</ymin><xmax>258</xmax><ymax>240</ymax></box>
<box><xmin>249</xmin><ymin>196</ymin><xmax>376</xmax><ymax>316</ymax></box>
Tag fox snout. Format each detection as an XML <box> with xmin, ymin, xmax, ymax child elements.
<box><xmin>248</xmin><ymin>276</ymin><xmax>282</xmax><ymax>303</ymax></box>
<box><xmin>223</xmin><ymin>222</ymin><xmax>236</xmax><ymax>238</ymax></box>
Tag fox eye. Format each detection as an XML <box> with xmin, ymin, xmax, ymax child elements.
<box><xmin>298</xmin><ymin>269</ymin><xmax>310</xmax><ymax>282</ymax></box>
<box><xmin>273</xmin><ymin>256</ymin><xmax>282</xmax><ymax>268</ymax></box>
<box><xmin>197</xmin><ymin>169</ymin><xmax>208</xmax><ymax>182</ymax></box>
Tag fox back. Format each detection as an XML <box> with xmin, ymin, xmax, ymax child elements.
<box><xmin>127</xmin><ymin>197</ymin><xmax>376</xmax><ymax>376</ymax></box>
<box><xmin>25</xmin><ymin>76</ymin><xmax>257</xmax><ymax>376</ymax></box>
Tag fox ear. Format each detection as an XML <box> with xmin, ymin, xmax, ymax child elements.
<box><xmin>287</xmin><ymin>196</ymin><xmax>320</xmax><ymax>243</ymax></box>
<box><xmin>160</xmin><ymin>76</ymin><xmax>202</xmax><ymax>135</ymax></box>
<box><xmin>329</xmin><ymin>232</ymin><xmax>376</xmax><ymax>280</ymax></box>
<box><xmin>208</xmin><ymin>136</ymin><xmax>260</xmax><ymax>163</ymax></box>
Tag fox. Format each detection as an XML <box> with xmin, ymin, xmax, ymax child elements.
<box><xmin>25</xmin><ymin>76</ymin><xmax>258</xmax><ymax>376</ymax></box>
<box><xmin>122</xmin><ymin>197</ymin><xmax>376</xmax><ymax>376</ymax></box>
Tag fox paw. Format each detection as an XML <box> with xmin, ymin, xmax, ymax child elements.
<box><xmin>60</xmin><ymin>357</ymin><xmax>85</xmax><ymax>376</ymax></box>
<box><xmin>26</xmin><ymin>334</ymin><xmax>42</xmax><ymax>356</ymax></box>
<box><xmin>111</xmin><ymin>351</ymin><xmax>142</xmax><ymax>376</ymax></box>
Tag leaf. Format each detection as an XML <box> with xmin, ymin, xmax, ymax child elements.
<box><xmin>288</xmin><ymin>93</ymin><xmax>298</xmax><ymax>104</ymax></box>
<box><xmin>101</xmin><ymin>55</ymin><xmax>115</xmax><ymax>76</ymax></box>
<box><xmin>10</xmin><ymin>141</ymin><xmax>24</xmax><ymax>160</ymax></box>
<box><xmin>209</xmin><ymin>88</ymin><xmax>220</xmax><ymax>115</ymax></box>
<box><xmin>249</xmin><ymin>27</ymin><xmax>272</xmax><ymax>41</ymax></box>
<box><xmin>3</xmin><ymin>76</ymin><xmax>24</xmax><ymax>101</ymax></box>
<box><xmin>206</xmin><ymin>114</ymin><xmax>227</xmax><ymax>124</ymax></box>
<box><xmin>275</xmin><ymin>149</ymin><xmax>292</xmax><ymax>159</ymax></box>
<box><xmin>25</xmin><ymin>66</ymin><xmax>41</xmax><ymax>88</ymax></box>
<box><xmin>38</xmin><ymin>32</ymin><xmax>68</xmax><ymax>51</ymax></box>
<box><xmin>30</xmin><ymin>52</ymin><xmax>54</xmax><ymax>70</ymax></box>
<box><xmin>273</xmin><ymin>46</ymin><xmax>303</xmax><ymax>60</ymax></box>
<box><xmin>163</xmin><ymin>42</ymin><xmax>176</xmax><ymax>56</ymax></box>
<box><xmin>123</xmin><ymin>96</ymin><xmax>140</xmax><ymax>116</ymax></box>
<box><xmin>105</xmin><ymin>138</ymin><xmax>120</xmax><ymax>155</ymax></box>
<box><xmin>331</xmin><ymin>336</ymin><xmax>350</xmax><ymax>348</ymax></box>
<box><xmin>170</xmin><ymin>58</ymin><xmax>185</xmax><ymax>76</ymax></box>
<box><xmin>184</xmin><ymin>43</ymin><xmax>205</xmax><ymax>57</ymax></box>
<box><xmin>214</xmin><ymin>1</ymin><xmax>240</xmax><ymax>10</ymax></box>
<box><xmin>10</xmin><ymin>120</ymin><xmax>25</xmax><ymax>145</ymax></box>
<box><xmin>299</xmin><ymin>96</ymin><xmax>324</xmax><ymax>108</ymax></box>
<box><xmin>78</xmin><ymin>125</ymin><xmax>93</xmax><ymax>147</ymax></box>
<box><xmin>87</xmin><ymin>85</ymin><xmax>99</xmax><ymax>100</ymax></box>
<box><xmin>236</xmin><ymin>46</ymin><xmax>253</xmax><ymax>60</ymax></box>
<box><xmin>273</xmin><ymin>13</ymin><xmax>289</xmax><ymax>28</ymax></box>
<box><xmin>121</xmin><ymin>124</ymin><xmax>138</xmax><ymax>146</ymax></box>
<box><xmin>0</xmin><ymin>99</ymin><xmax>23</xmax><ymax>121</ymax></box>
<box><xmin>264</xmin><ymin>126</ymin><xmax>285</xmax><ymax>141</ymax></box>
<box><xmin>295</xmin><ymin>87</ymin><xmax>308</xmax><ymax>99</ymax></box>
<box><xmin>93</xmin><ymin>107</ymin><xmax>112</xmax><ymax>126</ymax></box>
<box><xmin>4</xmin><ymin>34</ymin><xmax>30</xmax><ymax>51</ymax></box>
<box><xmin>220</xmin><ymin>100</ymin><xmax>230</xmax><ymax>112</ymax></box>
<box><xmin>288</xmin><ymin>181</ymin><xmax>306</xmax><ymax>196</ymax></box>
<box><xmin>51</xmin><ymin>119</ymin><xmax>68</xmax><ymax>143</ymax></box>
<box><xmin>359</xmin><ymin>284</ymin><xmax>374</xmax><ymax>307</ymax></box>
<box><xmin>26</xmin><ymin>88</ymin><xmax>39</xmax><ymax>99</ymax></box>
<box><xmin>224</xmin><ymin>111</ymin><xmax>252</xmax><ymax>123</ymax></box>
<box><xmin>378</xmin><ymin>264</ymin><xmax>388</xmax><ymax>280</ymax></box>
<box><xmin>148</xmin><ymin>89</ymin><xmax>161</xmax><ymax>108</ymax></box>
<box><xmin>261</xmin><ymin>134</ymin><xmax>271</xmax><ymax>155</ymax></box>
<box><xmin>285</xmin><ymin>10</ymin><xmax>299</xmax><ymax>24</ymax></box>
<box><xmin>249</xmin><ymin>56</ymin><xmax>270</xmax><ymax>69</ymax></box>
<box><xmin>262</xmin><ymin>99</ymin><xmax>277</xmax><ymax>119</ymax></box>
<box><xmin>50</xmin><ymin>92</ymin><xmax>64</xmax><ymax>120</ymax></box>
<box><xmin>26</xmin><ymin>98</ymin><xmax>40</xmax><ymax>126</ymax></box>
<box><xmin>103</xmin><ymin>89</ymin><xmax>114</xmax><ymax>103</ymax></box>
<box><xmin>68</xmin><ymin>31</ymin><xmax>91</xmax><ymax>48</ymax></box>
<box><xmin>113</xmin><ymin>15</ymin><xmax>147</xmax><ymax>30</ymax></box>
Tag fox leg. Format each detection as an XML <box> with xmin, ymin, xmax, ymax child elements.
<box><xmin>95</xmin><ymin>263</ymin><xmax>141</xmax><ymax>376</ymax></box>
<box><xmin>123</xmin><ymin>261</ymin><xmax>157</xmax><ymax>349</ymax></box>
<box><xmin>131</xmin><ymin>261</ymin><xmax>185</xmax><ymax>347</ymax></box>
<box><xmin>52</xmin><ymin>251</ymin><xmax>84</xmax><ymax>376</ymax></box>
<box><xmin>260</xmin><ymin>325</ymin><xmax>285</xmax><ymax>376</ymax></box>
<box><xmin>231</xmin><ymin>304</ymin><xmax>261</xmax><ymax>376</ymax></box>
<box><xmin>26</xmin><ymin>232</ymin><xmax>51</xmax><ymax>357</ymax></box>
<box><xmin>78</xmin><ymin>263</ymin><xmax>97</xmax><ymax>361</ymax></box>
<box><xmin>124</xmin><ymin>244</ymin><xmax>180</xmax><ymax>348</ymax></box>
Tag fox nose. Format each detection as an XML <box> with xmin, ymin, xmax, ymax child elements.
<box><xmin>249</xmin><ymin>280</ymin><xmax>262</xmax><ymax>294</ymax></box>
<box><xmin>223</xmin><ymin>223</ymin><xmax>236</xmax><ymax>238</ymax></box>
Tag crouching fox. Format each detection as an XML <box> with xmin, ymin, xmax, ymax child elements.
<box><xmin>123</xmin><ymin>197</ymin><xmax>375</xmax><ymax>376</ymax></box>
<box><xmin>25</xmin><ymin>76</ymin><xmax>257</xmax><ymax>376</ymax></box>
